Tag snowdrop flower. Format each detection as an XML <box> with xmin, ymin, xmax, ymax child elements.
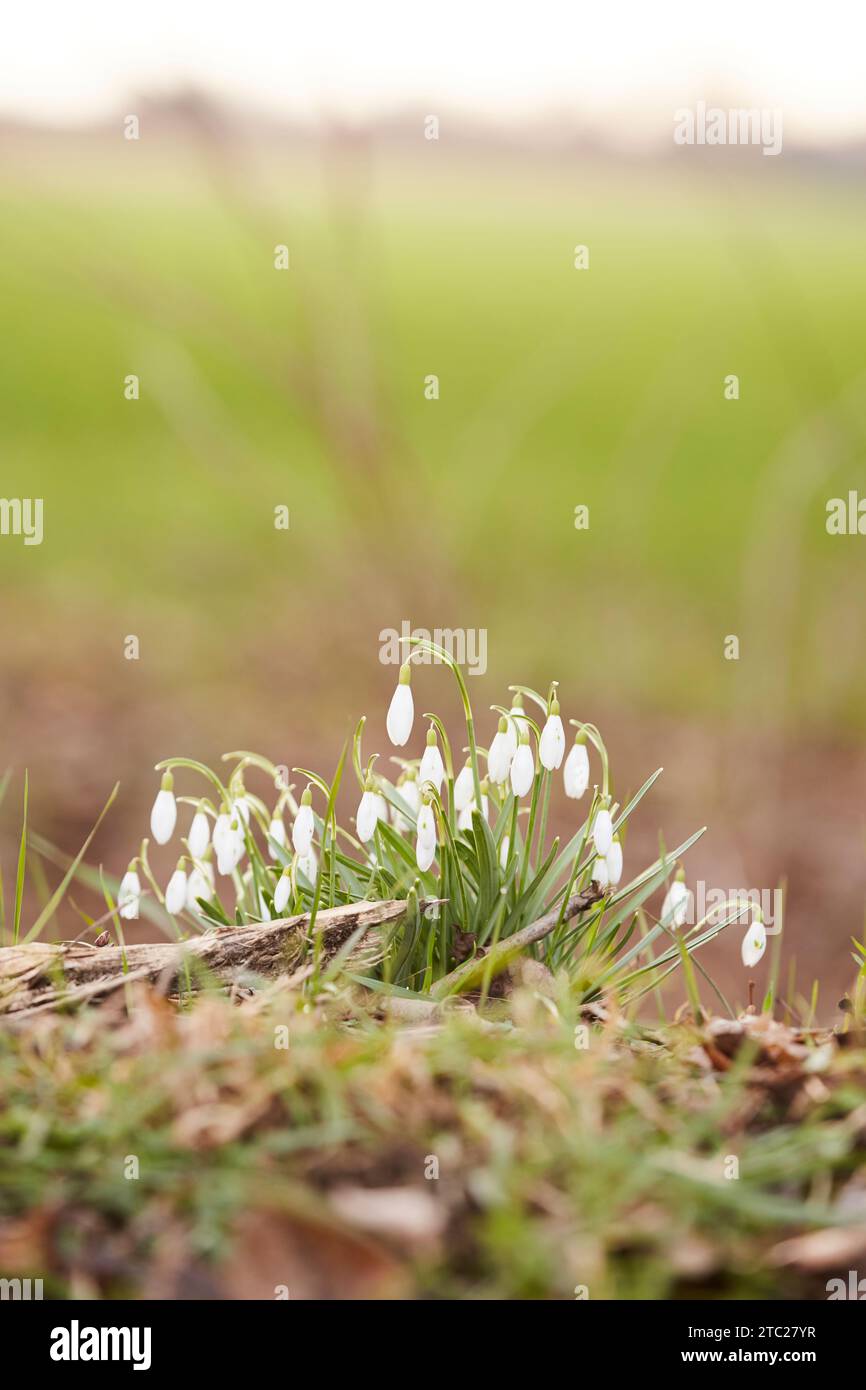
<box><xmin>453</xmin><ymin>761</ymin><xmax>474</xmax><ymax>812</ymax></box>
<box><xmin>419</xmin><ymin>728</ymin><xmax>445</xmax><ymax>793</ymax></box>
<box><xmin>416</xmin><ymin>799</ymin><xmax>437</xmax><ymax>872</ymax></box>
<box><xmin>741</xmin><ymin>912</ymin><xmax>767</xmax><ymax>968</ymax></box>
<box><xmin>488</xmin><ymin>717</ymin><xmax>514</xmax><ymax>785</ymax></box>
<box><xmin>292</xmin><ymin>787</ymin><xmax>315</xmax><ymax>856</ymax></box>
<box><xmin>267</xmin><ymin>814</ymin><xmax>286</xmax><ymax>859</ymax></box>
<box><xmin>539</xmin><ymin>696</ymin><xmax>565</xmax><ymax>771</ymax></box>
<box><xmin>499</xmin><ymin>835</ymin><xmax>510</xmax><ymax>870</ymax></box>
<box><xmin>150</xmin><ymin>772</ymin><xmax>177</xmax><ymax>846</ymax></box>
<box><xmin>374</xmin><ymin>792</ymin><xmax>389</xmax><ymax>827</ymax></box>
<box><xmin>165</xmin><ymin>861</ymin><xmax>188</xmax><ymax>916</ymax></box>
<box><xmin>592</xmin><ymin>803</ymin><xmax>613</xmax><ymax>856</ymax></box>
<box><xmin>231</xmin><ymin>795</ymin><xmax>252</xmax><ymax>826</ymax></box>
<box><xmin>185</xmin><ymin>865</ymin><xmax>212</xmax><ymax>913</ymax></box>
<box><xmin>386</xmin><ymin>663</ymin><xmax>414</xmax><ymax>747</ymax></box>
<box><xmin>213</xmin><ymin>809</ymin><xmax>245</xmax><ymax>876</ymax></box>
<box><xmin>394</xmin><ymin>771</ymin><xmax>420</xmax><ymax>824</ymax></box>
<box><xmin>274</xmin><ymin>867</ymin><xmax>292</xmax><ymax>914</ymax></box>
<box><xmin>458</xmin><ymin>783</ymin><xmax>489</xmax><ymax>832</ymax></box>
<box><xmin>508</xmin><ymin>694</ymin><xmax>530</xmax><ymax>741</ymax></box>
<box><xmin>660</xmin><ymin>870</ymin><xmax>691</xmax><ymax>928</ymax></box>
<box><xmin>417</xmin><ymin>800</ymin><xmax>436</xmax><ymax>850</ymax></box>
<box><xmin>187</xmin><ymin>803</ymin><xmax>211</xmax><ymax>859</ymax></box>
<box><xmin>563</xmin><ymin>733</ymin><xmax>590</xmax><ymax>800</ymax></box>
<box><xmin>297</xmin><ymin>848</ymin><xmax>318</xmax><ymax>884</ymax></box>
<box><xmin>416</xmin><ymin>833</ymin><xmax>436</xmax><ymax>873</ymax></box>
<box><xmin>593</xmin><ymin>853</ymin><xmax>610</xmax><ymax>890</ymax></box>
<box><xmin>118</xmin><ymin>865</ymin><xmax>141</xmax><ymax>921</ymax></box>
<box><xmin>510</xmin><ymin>732</ymin><xmax>535</xmax><ymax>798</ymax></box>
<box><xmin>606</xmin><ymin>836</ymin><xmax>623</xmax><ymax>887</ymax></box>
<box><xmin>356</xmin><ymin>782</ymin><xmax>380</xmax><ymax>843</ymax></box>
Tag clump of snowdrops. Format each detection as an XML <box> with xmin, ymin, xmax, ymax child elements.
<box><xmin>116</xmin><ymin>640</ymin><xmax>762</xmax><ymax>1004</ymax></box>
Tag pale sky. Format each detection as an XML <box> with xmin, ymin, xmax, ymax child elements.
<box><xmin>2</xmin><ymin>1</ymin><xmax>865</xmax><ymax>142</ymax></box>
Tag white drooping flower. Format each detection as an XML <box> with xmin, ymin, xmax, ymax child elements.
<box><xmin>592</xmin><ymin>805</ymin><xmax>613</xmax><ymax>856</ymax></box>
<box><xmin>510</xmin><ymin>733</ymin><xmax>535</xmax><ymax>798</ymax></box>
<box><xmin>606</xmin><ymin>837</ymin><xmax>623</xmax><ymax>887</ymax></box>
<box><xmin>386</xmin><ymin>662</ymin><xmax>414</xmax><ymax>747</ymax></box>
<box><xmin>453</xmin><ymin>762</ymin><xmax>474</xmax><ymax>812</ymax></box>
<box><xmin>231</xmin><ymin>795</ymin><xmax>252</xmax><ymax>826</ymax></box>
<box><xmin>660</xmin><ymin>873</ymin><xmax>691</xmax><ymax>928</ymax></box>
<box><xmin>187</xmin><ymin>804</ymin><xmax>211</xmax><ymax>859</ymax></box>
<box><xmin>185</xmin><ymin>865</ymin><xmax>212</xmax><ymax>913</ymax></box>
<box><xmin>419</xmin><ymin>728</ymin><xmax>445</xmax><ymax>793</ymax></box>
<box><xmin>499</xmin><ymin>835</ymin><xmax>510</xmax><ymax>870</ymax></box>
<box><xmin>416</xmin><ymin>834</ymin><xmax>436</xmax><ymax>873</ymax></box>
<box><xmin>488</xmin><ymin>717</ymin><xmax>514</xmax><ymax>785</ymax></box>
<box><xmin>563</xmin><ymin>736</ymin><xmax>590</xmax><ymax>799</ymax></box>
<box><xmin>267</xmin><ymin>814</ymin><xmax>286</xmax><ymax>859</ymax></box>
<box><xmin>416</xmin><ymin>800</ymin><xmax>437</xmax><ymax>871</ymax></box>
<box><xmin>395</xmin><ymin>772</ymin><xmax>420</xmax><ymax>824</ymax></box>
<box><xmin>292</xmin><ymin>788</ymin><xmax>315</xmax><ymax>856</ymax></box>
<box><xmin>274</xmin><ymin>867</ymin><xmax>292</xmax><ymax>914</ymax></box>
<box><xmin>509</xmin><ymin>694</ymin><xmax>530</xmax><ymax>741</ymax></box>
<box><xmin>373</xmin><ymin>792</ymin><xmax>389</xmax><ymax>828</ymax></box>
<box><xmin>356</xmin><ymin>786</ymin><xmax>379</xmax><ymax>843</ymax></box>
<box><xmin>118</xmin><ymin>866</ymin><xmax>141</xmax><ymax>920</ymax></box>
<box><xmin>741</xmin><ymin>915</ymin><xmax>767</xmax><ymax>968</ymax></box>
<box><xmin>165</xmin><ymin>862</ymin><xmax>188</xmax><ymax>916</ymax></box>
<box><xmin>593</xmin><ymin>853</ymin><xmax>610</xmax><ymax>890</ymax></box>
<box><xmin>539</xmin><ymin>697</ymin><xmax>565</xmax><ymax>771</ymax></box>
<box><xmin>458</xmin><ymin>788</ymin><xmax>489</xmax><ymax>832</ymax></box>
<box><xmin>213</xmin><ymin>810</ymin><xmax>245</xmax><ymax>876</ymax></box>
<box><xmin>417</xmin><ymin>801</ymin><xmax>436</xmax><ymax>849</ymax></box>
<box><xmin>297</xmin><ymin>848</ymin><xmax>318</xmax><ymax>884</ymax></box>
<box><xmin>150</xmin><ymin>773</ymin><xmax>177</xmax><ymax>845</ymax></box>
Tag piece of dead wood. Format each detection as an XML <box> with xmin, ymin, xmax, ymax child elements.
<box><xmin>429</xmin><ymin>884</ymin><xmax>605</xmax><ymax>999</ymax></box>
<box><xmin>0</xmin><ymin>900</ymin><xmax>413</xmax><ymax>1022</ymax></box>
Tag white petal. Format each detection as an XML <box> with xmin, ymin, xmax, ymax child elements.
<box><xmin>419</xmin><ymin>744</ymin><xmax>445</xmax><ymax>792</ymax></box>
<box><xmin>416</xmin><ymin>835</ymin><xmax>436</xmax><ymax>872</ymax></box>
<box><xmin>488</xmin><ymin>731</ymin><xmax>513</xmax><ymax>785</ymax></box>
<box><xmin>298</xmin><ymin>849</ymin><xmax>318</xmax><ymax>883</ymax></box>
<box><xmin>186</xmin><ymin>869</ymin><xmax>210</xmax><ymax>912</ymax></box>
<box><xmin>592</xmin><ymin>809</ymin><xmax>613</xmax><ymax>856</ymax></box>
<box><xmin>165</xmin><ymin>869</ymin><xmax>187</xmax><ymax>916</ymax></box>
<box><xmin>417</xmin><ymin>803</ymin><xmax>436</xmax><ymax>847</ymax></box>
<box><xmin>292</xmin><ymin>804</ymin><xmax>315</xmax><ymax>856</ymax></box>
<box><xmin>274</xmin><ymin>873</ymin><xmax>292</xmax><ymax>913</ymax></box>
<box><xmin>150</xmin><ymin>789</ymin><xmax>177</xmax><ymax>846</ymax></box>
<box><xmin>267</xmin><ymin>817</ymin><xmax>286</xmax><ymax>859</ymax></box>
<box><xmin>661</xmin><ymin>880</ymin><xmax>691</xmax><ymax>928</ymax></box>
<box><xmin>118</xmin><ymin>870</ymin><xmax>141</xmax><ymax>921</ymax></box>
<box><xmin>400</xmin><ymin>779</ymin><xmax>421</xmax><ymax>816</ymax></box>
<box><xmin>188</xmin><ymin>811</ymin><xmax>210</xmax><ymax>858</ymax></box>
<box><xmin>458</xmin><ymin>804</ymin><xmax>473</xmax><ymax>832</ymax></box>
<box><xmin>386</xmin><ymin>683</ymin><xmax>414</xmax><ymax>747</ymax></box>
<box><xmin>510</xmin><ymin>744</ymin><xmax>535</xmax><ymax>798</ymax></box>
<box><xmin>539</xmin><ymin>715</ymin><xmax>565</xmax><ymax>771</ymax></box>
<box><xmin>563</xmin><ymin>743</ymin><xmax>590</xmax><ymax>799</ymax></box>
<box><xmin>741</xmin><ymin>922</ymin><xmax>767</xmax><ymax>968</ymax></box>
<box><xmin>606</xmin><ymin>841</ymin><xmax>623</xmax><ymax>886</ymax></box>
<box><xmin>593</xmin><ymin>855</ymin><xmax>610</xmax><ymax>889</ymax></box>
<box><xmin>453</xmin><ymin>765</ymin><xmax>474</xmax><ymax>812</ymax></box>
<box><xmin>356</xmin><ymin>790</ymin><xmax>378</xmax><ymax>843</ymax></box>
<box><xmin>499</xmin><ymin>836</ymin><xmax>510</xmax><ymax>870</ymax></box>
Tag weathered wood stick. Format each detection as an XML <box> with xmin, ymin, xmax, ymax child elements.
<box><xmin>429</xmin><ymin>885</ymin><xmax>604</xmax><ymax>1000</ymax></box>
<box><xmin>0</xmin><ymin>900</ymin><xmax>412</xmax><ymax>1020</ymax></box>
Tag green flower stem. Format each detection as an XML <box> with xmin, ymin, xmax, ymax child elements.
<box><xmin>535</xmin><ymin>770</ymin><xmax>552</xmax><ymax>868</ymax></box>
<box><xmin>518</xmin><ymin>770</ymin><xmax>542</xmax><ymax>895</ymax></box>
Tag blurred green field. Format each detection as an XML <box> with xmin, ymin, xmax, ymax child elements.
<box><xmin>1</xmin><ymin>126</ymin><xmax>865</xmax><ymax>731</ymax></box>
